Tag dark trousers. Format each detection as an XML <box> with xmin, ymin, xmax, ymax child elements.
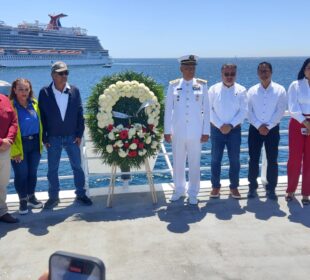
<box><xmin>11</xmin><ymin>136</ymin><xmax>41</xmax><ymax>200</ymax></box>
<box><xmin>211</xmin><ymin>125</ymin><xmax>241</xmax><ymax>189</ymax></box>
<box><xmin>248</xmin><ymin>124</ymin><xmax>280</xmax><ymax>191</ymax></box>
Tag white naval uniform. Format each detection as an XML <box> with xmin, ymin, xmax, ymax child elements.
<box><xmin>164</xmin><ymin>78</ymin><xmax>210</xmax><ymax>197</ymax></box>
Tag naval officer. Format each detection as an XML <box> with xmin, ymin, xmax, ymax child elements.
<box><xmin>164</xmin><ymin>55</ymin><xmax>210</xmax><ymax>205</ymax></box>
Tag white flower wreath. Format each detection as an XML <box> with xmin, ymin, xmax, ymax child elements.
<box><xmin>96</xmin><ymin>80</ymin><xmax>161</xmax><ymax>129</ymax></box>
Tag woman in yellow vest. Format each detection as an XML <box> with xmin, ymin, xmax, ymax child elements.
<box><xmin>9</xmin><ymin>78</ymin><xmax>43</xmax><ymax>214</ymax></box>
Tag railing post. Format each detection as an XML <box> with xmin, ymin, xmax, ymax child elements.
<box><xmin>260</xmin><ymin>144</ymin><xmax>267</xmax><ymax>187</ymax></box>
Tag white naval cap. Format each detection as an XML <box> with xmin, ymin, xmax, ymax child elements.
<box><xmin>0</xmin><ymin>80</ymin><xmax>11</xmax><ymax>96</ymax></box>
<box><xmin>178</xmin><ymin>54</ymin><xmax>198</xmax><ymax>65</ymax></box>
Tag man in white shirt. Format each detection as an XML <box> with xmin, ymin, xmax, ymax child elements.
<box><xmin>247</xmin><ymin>62</ymin><xmax>287</xmax><ymax>200</ymax></box>
<box><xmin>164</xmin><ymin>55</ymin><xmax>210</xmax><ymax>205</ymax></box>
<box><xmin>208</xmin><ymin>64</ymin><xmax>247</xmax><ymax>199</ymax></box>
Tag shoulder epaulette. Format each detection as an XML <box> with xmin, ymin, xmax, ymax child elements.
<box><xmin>196</xmin><ymin>78</ymin><xmax>208</xmax><ymax>84</ymax></box>
<box><xmin>169</xmin><ymin>78</ymin><xmax>180</xmax><ymax>85</ymax></box>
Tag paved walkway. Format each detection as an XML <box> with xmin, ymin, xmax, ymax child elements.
<box><xmin>1</xmin><ymin>180</ymin><xmax>310</xmax><ymax>280</ymax></box>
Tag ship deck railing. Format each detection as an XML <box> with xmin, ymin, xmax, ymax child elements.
<box><xmin>8</xmin><ymin>112</ymin><xmax>292</xmax><ymax>203</ymax></box>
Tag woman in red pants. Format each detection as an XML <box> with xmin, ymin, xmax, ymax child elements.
<box><xmin>287</xmin><ymin>58</ymin><xmax>310</xmax><ymax>205</ymax></box>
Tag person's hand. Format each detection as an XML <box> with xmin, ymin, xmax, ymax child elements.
<box><xmin>38</xmin><ymin>271</ymin><xmax>49</xmax><ymax>280</ymax></box>
<box><xmin>220</xmin><ymin>124</ymin><xmax>232</xmax><ymax>135</ymax></box>
<box><xmin>303</xmin><ymin>120</ymin><xmax>310</xmax><ymax>135</ymax></box>
<box><xmin>258</xmin><ymin>124</ymin><xmax>269</xmax><ymax>136</ymax></box>
<box><xmin>12</xmin><ymin>155</ymin><xmax>22</xmax><ymax>163</ymax></box>
<box><xmin>0</xmin><ymin>138</ymin><xmax>13</xmax><ymax>151</ymax></box>
<box><xmin>164</xmin><ymin>134</ymin><xmax>172</xmax><ymax>143</ymax></box>
<box><xmin>74</xmin><ymin>137</ymin><xmax>82</xmax><ymax>146</ymax></box>
<box><xmin>201</xmin><ymin>134</ymin><xmax>209</xmax><ymax>143</ymax></box>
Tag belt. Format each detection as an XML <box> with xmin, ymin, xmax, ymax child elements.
<box><xmin>211</xmin><ymin>123</ymin><xmax>241</xmax><ymax>128</ymax></box>
<box><xmin>22</xmin><ymin>134</ymin><xmax>39</xmax><ymax>140</ymax></box>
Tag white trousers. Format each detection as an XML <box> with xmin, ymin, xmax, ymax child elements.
<box><xmin>172</xmin><ymin>136</ymin><xmax>201</xmax><ymax>198</ymax></box>
<box><xmin>0</xmin><ymin>149</ymin><xmax>10</xmax><ymax>217</ymax></box>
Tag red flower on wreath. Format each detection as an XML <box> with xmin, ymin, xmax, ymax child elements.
<box><xmin>148</xmin><ymin>124</ymin><xmax>154</xmax><ymax>131</ymax></box>
<box><xmin>128</xmin><ymin>150</ymin><xmax>137</xmax><ymax>157</ymax></box>
<box><xmin>132</xmin><ymin>138</ymin><xmax>139</xmax><ymax>145</ymax></box>
<box><xmin>107</xmin><ymin>124</ymin><xmax>114</xmax><ymax>132</ymax></box>
<box><xmin>124</xmin><ymin>142</ymin><xmax>130</xmax><ymax>149</ymax></box>
<box><xmin>119</xmin><ymin>130</ymin><xmax>129</xmax><ymax>140</ymax></box>
<box><xmin>138</xmin><ymin>143</ymin><xmax>144</xmax><ymax>149</ymax></box>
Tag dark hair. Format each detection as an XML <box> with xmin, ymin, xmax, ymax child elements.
<box><xmin>221</xmin><ymin>64</ymin><xmax>237</xmax><ymax>71</ymax></box>
<box><xmin>9</xmin><ymin>78</ymin><xmax>34</xmax><ymax>101</ymax></box>
<box><xmin>297</xmin><ymin>58</ymin><xmax>310</xmax><ymax>80</ymax></box>
<box><xmin>257</xmin><ymin>61</ymin><xmax>272</xmax><ymax>72</ymax></box>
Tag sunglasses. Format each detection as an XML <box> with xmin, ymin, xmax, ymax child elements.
<box><xmin>223</xmin><ymin>72</ymin><xmax>236</xmax><ymax>77</ymax></box>
<box><xmin>57</xmin><ymin>71</ymin><xmax>69</xmax><ymax>76</ymax></box>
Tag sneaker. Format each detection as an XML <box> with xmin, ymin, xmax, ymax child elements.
<box><xmin>19</xmin><ymin>199</ymin><xmax>28</xmax><ymax>215</ymax></box>
<box><xmin>75</xmin><ymin>195</ymin><xmax>93</xmax><ymax>206</ymax></box>
<box><xmin>0</xmin><ymin>213</ymin><xmax>19</xmax><ymax>223</ymax></box>
<box><xmin>27</xmin><ymin>195</ymin><xmax>43</xmax><ymax>209</ymax></box>
<box><xmin>230</xmin><ymin>188</ymin><xmax>241</xmax><ymax>199</ymax></box>
<box><xmin>210</xmin><ymin>188</ymin><xmax>220</xmax><ymax>198</ymax></box>
<box><xmin>43</xmin><ymin>198</ymin><xmax>60</xmax><ymax>210</ymax></box>
<box><xmin>188</xmin><ymin>196</ymin><xmax>198</xmax><ymax>205</ymax></box>
<box><xmin>247</xmin><ymin>189</ymin><xmax>258</xmax><ymax>199</ymax></box>
<box><xmin>170</xmin><ymin>192</ymin><xmax>186</xmax><ymax>202</ymax></box>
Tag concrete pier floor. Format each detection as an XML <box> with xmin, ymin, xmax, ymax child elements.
<box><xmin>1</xmin><ymin>179</ymin><xmax>310</xmax><ymax>280</ymax></box>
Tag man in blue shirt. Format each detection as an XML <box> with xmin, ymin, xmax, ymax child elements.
<box><xmin>38</xmin><ymin>61</ymin><xmax>92</xmax><ymax>209</ymax></box>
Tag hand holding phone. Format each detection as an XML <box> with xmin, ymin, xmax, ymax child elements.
<box><xmin>49</xmin><ymin>251</ymin><xmax>105</xmax><ymax>280</ymax></box>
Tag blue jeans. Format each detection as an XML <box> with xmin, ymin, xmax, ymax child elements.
<box><xmin>211</xmin><ymin>125</ymin><xmax>241</xmax><ymax>189</ymax></box>
<box><xmin>11</xmin><ymin>136</ymin><xmax>41</xmax><ymax>199</ymax></box>
<box><xmin>47</xmin><ymin>135</ymin><xmax>85</xmax><ymax>199</ymax></box>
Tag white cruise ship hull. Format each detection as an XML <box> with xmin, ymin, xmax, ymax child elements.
<box><xmin>0</xmin><ymin>55</ymin><xmax>112</xmax><ymax>67</ymax></box>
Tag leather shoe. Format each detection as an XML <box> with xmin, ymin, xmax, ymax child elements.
<box><xmin>210</xmin><ymin>188</ymin><xmax>220</xmax><ymax>198</ymax></box>
<box><xmin>230</xmin><ymin>188</ymin><xmax>241</xmax><ymax>199</ymax></box>
<box><xmin>247</xmin><ymin>189</ymin><xmax>258</xmax><ymax>199</ymax></box>
<box><xmin>0</xmin><ymin>213</ymin><xmax>19</xmax><ymax>223</ymax></box>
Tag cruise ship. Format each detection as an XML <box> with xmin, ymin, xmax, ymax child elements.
<box><xmin>0</xmin><ymin>14</ymin><xmax>112</xmax><ymax>67</ymax></box>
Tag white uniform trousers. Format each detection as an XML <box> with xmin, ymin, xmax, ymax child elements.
<box><xmin>0</xmin><ymin>149</ymin><xmax>10</xmax><ymax>217</ymax></box>
<box><xmin>172</xmin><ymin>136</ymin><xmax>201</xmax><ymax>198</ymax></box>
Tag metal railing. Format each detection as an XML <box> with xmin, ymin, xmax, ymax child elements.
<box><xmin>9</xmin><ymin>113</ymin><xmax>291</xmax><ymax>189</ymax></box>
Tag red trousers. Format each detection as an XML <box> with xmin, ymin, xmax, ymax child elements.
<box><xmin>287</xmin><ymin>118</ymin><xmax>310</xmax><ymax>196</ymax></box>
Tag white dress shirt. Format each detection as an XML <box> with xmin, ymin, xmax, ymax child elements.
<box><xmin>164</xmin><ymin>78</ymin><xmax>210</xmax><ymax>137</ymax></box>
<box><xmin>288</xmin><ymin>78</ymin><xmax>310</xmax><ymax>123</ymax></box>
<box><xmin>247</xmin><ymin>81</ymin><xmax>287</xmax><ymax>129</ymax></box>
<box><xmin>208</xmin><ymin>82</ymin><xmax>247</xmax><ymax>128</ymax></box>
<box><xmin>52</xmin><ymin>82</ymin><xmax>70</xmax><ymax>121</ymax></box>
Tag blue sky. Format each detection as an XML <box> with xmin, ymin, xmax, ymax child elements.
<box><xmin>1</xmin><ymin>0</ymin><xmax>309</xmax><ymax>58</ymax></box>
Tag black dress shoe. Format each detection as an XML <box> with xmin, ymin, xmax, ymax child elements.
<box><xmin>266</xmin><ymin>191</ymin><xmax>278</xmax><ymax>200</ymax></box>
<box><xmin>0</xmin><ymin>213</ymin><xmax>19</xmax><ymax>223</ymax></box>
<box><xmin>247</xmin><ymin>189</ymin><xmax>258</xmax><ymax>199</ymax></box>
<box><xmin>75</xmin><ymin>195</ymin><xmax>93</xmax><ymax>206</ymax></box>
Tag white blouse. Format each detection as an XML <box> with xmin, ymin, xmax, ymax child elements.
<box><xmin>288</xmin><ymin>78</ymin><xmax>310</xmax><ymax>123</ymax></box>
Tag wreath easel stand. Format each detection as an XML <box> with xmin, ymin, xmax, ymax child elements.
<box><xmin>106</xmin><ymin>158</ymin><xmax>158</xmax><ymax>207</ymax></box>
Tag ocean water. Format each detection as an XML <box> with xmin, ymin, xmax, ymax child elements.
<box><xmin>1</xmin><ymin>57</ymin><xmax>306</xmax><ymax>194</ymax></box>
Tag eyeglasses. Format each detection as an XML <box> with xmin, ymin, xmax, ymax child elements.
<box><xmin>223</xmin><ymin>72</ymin><xmax>236</xmax><ymax>77</ymax></box>
<box><xmin>57</xmin><ymin>71</ymin><xmax>69</xmax><ymax>76</ymax></box>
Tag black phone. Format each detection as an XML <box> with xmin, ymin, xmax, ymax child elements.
<box><xmin>49</xmin><ymin>251</ymin><xmax>105</xmax><ymax>280</ymax></box>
